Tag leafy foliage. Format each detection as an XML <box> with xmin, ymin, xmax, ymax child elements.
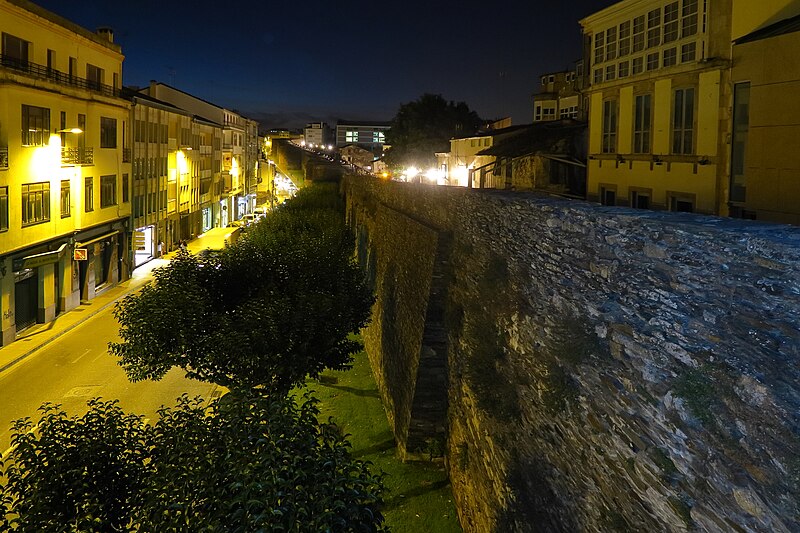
<box><xmin>384</xmin><ymin>93</ymin><xmax>482</xmax><ymax>170</ymax></box>
<box><xmin>110</xmin><ymin>184</ymin><xmax>375</xmax><ymax>395</ymax></box>
<box><xmin>1</xmin><ymin>394</ymin><xmax>388</xmax><ymax>532</ymax></box>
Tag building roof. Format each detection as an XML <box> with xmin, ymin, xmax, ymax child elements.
<box><xmin>123</xmin><ymin>87</ymin><xmax>222</xmax><ymax>127</ymax></box>
<box><xmin>735</xmin><ymin>13</ymin><xmax>800</xmax><ymax>45</ymax></box>
<box><xmin>477</xmin><ymin>119</ymin><xmax>586</xmax><ymax>158</ymax></box>
<box><xmin>6</xmin><ymin>0</ymin><xmax>123</xmax><ymax>53</ymax></box>
<box><xmin>452</xmin><ymin>123</ymin><xmax>530</xmax><ymax>141</ymax></box>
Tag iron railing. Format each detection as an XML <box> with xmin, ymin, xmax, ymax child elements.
<box><xmin>0</xmin><ymin>147</ymin><xmax>8</xmax><ymax>169</ymax></box>
<box><xmin>62</xmin><ymin>147</ymin><xmax>93</xmax><ymax>166</ymax></box>
<box><xmin>0</xmin><ymin>55</ymin><xmax>120</xmax><ymax>98</ymax></box>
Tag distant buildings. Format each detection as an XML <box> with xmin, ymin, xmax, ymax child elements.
<box><xmin>335</xmin><ymin>120</ymin><xmax>390</xmax><ymax>150</ymax></box>
<box><xmin>303</xmin><ymin>122</ymin><xmax>332</xmax><ymax>148</ymax></box>
<box><xmin>533</xmin><ymin>70</ymin><xmax>584</xmax><ymax>122</ymax></box>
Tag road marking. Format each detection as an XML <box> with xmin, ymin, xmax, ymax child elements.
<box><xmin>72</xmin><ymin>349</ymin><xmax>91</xmax><ymax>364</ymax></box>
<box><xmin>92</xmin><ymin>351</ymin><xmax>107</xmax><ymax>362</ymax></box>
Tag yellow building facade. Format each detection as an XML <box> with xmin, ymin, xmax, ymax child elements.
<box><xmin>1</xmin><ymin>0</ymin><xmax>131</xmax><ymax>344</ymax></box>
<box><xmin>581</xmin><ymin>0</ymin><xmax>800</xmax><ymax>219</ymax></box>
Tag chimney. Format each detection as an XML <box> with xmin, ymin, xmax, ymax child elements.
<box><xmin>96</xmin><ymin>27</ymin><xmax>114</xmax><ymax>43</ymax></box>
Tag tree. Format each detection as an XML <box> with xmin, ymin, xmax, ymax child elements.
<box><xmin>109</xmin><ymin>184</ymin><xmax>374</xmax><ymax>395</ymax></box>
<box><xmin>1</xmin><ymin>394</ymin><xmax>388</xmax><ymax>531</ymax></box>
<box><xmin>384</xmin><ymin>93</ymin><xmax>482</xmax><ymax>170</ymax></box>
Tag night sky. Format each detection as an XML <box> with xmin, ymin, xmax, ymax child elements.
<box><xmin>33</xmin><ymin>0</ymin><xmax>617</xmax><ymax>129</ymax></box>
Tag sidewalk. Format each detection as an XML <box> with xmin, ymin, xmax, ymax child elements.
<box><xmin>0</xmin><ymin>227</ymin><xmax>237</xmax><ymax>375</ymax></box>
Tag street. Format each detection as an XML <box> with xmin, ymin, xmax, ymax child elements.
<box><xmin>0</xmin><ymin>228</ymin><xmax>236</xmax><ymax>455</ymax></box>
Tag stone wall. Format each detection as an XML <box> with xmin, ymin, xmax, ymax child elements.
<box><xmin>343</xmin><ymin>175</ymin><xmax>800</xmax><ymax>532</ymax></box>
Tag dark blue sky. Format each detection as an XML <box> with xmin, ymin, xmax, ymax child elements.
<box><xmin>34</xmin><ymin>0</ymin><xmax>617</xmax><ymax>129</ymax></box>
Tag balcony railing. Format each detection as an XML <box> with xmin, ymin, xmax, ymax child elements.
<box><xmin>62</xmin><ymin>147</ymin><xmax>93</xmax><ymax>166</ymax></box>
<box><xmin>122</xmin><ymin>148</ymin><xmax>131</xmax><ymax>163</ymax></box>
<box><xmin>0</xmin><ymin>55</ymin><xmax>120</xmax><ymax>98</ymax></box>
<box><xmin>0</xmin><ymin>147</ymin><xmax>8</xmax><ymax>169</ymax></box>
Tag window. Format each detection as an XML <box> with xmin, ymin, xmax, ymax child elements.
<box><xmin>633</xmin><ymin>15</ymin><xmax>645</xmax><ymax>52</ymax></box>
<box><xmin>535</xmin><ymin>104</ymin><xmax>542</xmax><ymax>121</ymax></box>
<box><xmin>0</xmin><ymin>187</ymin><xmax>7</xmax><ymax>232</ymax></box>
<box><xmin>101</xmin><ymin>175</ymin><xmax>117</xmax><ymax>207</ymax></box>
<box><xmin>663</xmin><ymin>47</ymin><xmax>677</xmax><ymax>67</ymax></box>
<box><xmin>345</xmin><ymin>130</ymin><xmax>358</xmax><ymax>143</ymax></box>
<box><xmin>606</xmin><ymin>27</ymin><xmax>617</xmax><ymax>61</ymax></box>
<box><xmin>605</xmin><ymin>64</ymin><xmax>616</xmax><ymax>81</ymax></box>
<box><xmin>647</xmin><ymin>8</ymin><xmax>661</xmax><ymax>48</ymax></box>
<box><xmin>594</xmin><ymin>68</ymin><xmax>603</xmax><ymax>84</ymax></box>
<box><xmin>21</xmin><ymin>105</ymin><xmax>51</xmax><ymax>146</ymax></box>
<box><xmin>632</xmin><ymin>56</ymin><xmax>644</xmax><ymax>75</ymax></box>
<box><xmin>682</xmin><ymin>0</ymin><xmax>698</xmax><ymax>38</ymax></box>
<box><xmin>664</xmin><ymin>2</ymin><xmax>680</xmax><ymax>42</ymax></box>
<box><xmin>69</xmin><ymin>57</ymin><xmax>77</xmax><ymax>80</ymax></box>
<box><xmin>730</xmin><ymin>83</ymin><xmax>750</xmax><ymax>203</ymax></box>
<box><xmin>61</xmin><ymin>180</ymin><xmax>71</xmax><ymax>217</ymax></box>
<box><xmin>601</xmin><ymin>187</ymin><xmax>617</xmax><ymax>206</ymax></box>
<box><xmin>47</xmin><ymin>49</ymin><xmax>56</xmax><ymax>74</ymax></box>
<box><xmin>618</xmin><ymin>21</ymin><xmax>631</xmax><ymax>56</ymax></box>
<box><xmin>22</xmin><ymin>182</ymin><xmax>50</xmax><ymax>226</ymax></box>
<box><xmin>86</xmin><ymin>64</ymin><xmax>103</xmax><ymax>89</ymax></box>
<box><xmin>122</xmin><ymin>173</ymin><xmax>129</xmax><ymax>203</ymax></box>
<box><xmin>85</xmin><ymin>177</ymin><xmax>94</xmax><ymax>212</ymax></box>
<box><xmin>630</xmin><ymin>190</ymin><xmax>651</xmax><ymax>209</ymax></box>
<box><xmin>594</xmin><ymin>32</ymin><xmax>604</xmax><ymax>64</ymax></box>
<box><xmin>633</xmin><ymin>94</ymin><xmax>652</xmax><ymax>153</ymax></box>
<box><xmin>100</xmin><ymin>117</ymin><xmax>117</xmax><ymax>148</ymax></box>
<box><xmin>672</xmin><ymin>88</ymin><xmax>695</xmax><ymax>154</ymax></box>
<box><xmin>2</xmin><ymin>32</ymin><xmax>29</xmax><ymax>68</ymax></box>
<box><xmin>681</xmin><ymin>42</ymin><xmax>697</xmax><ymax>62</ymax></box>
<box><xmin>669</xmin><ymin>194</ymin><xmax>694</xmax><ymax>212</ymax></box>
<box><xmin>602</xmin><ymin>100</ymin><xmax>618</xmax><ymax>153</ymax></box>
<box><xmin>647</xmin><ymin>52</ymin><xmax>659</xmax><ymax>71</ymax></box>
<box><xmin>373</xmin><ymin>131</ymin><xmax>385</xmax><ymax>143</ymax></box>
<box><xmin>619</xmin><ymin>61</ymin><xmax>630</xmax><ymax>78</ymax></box>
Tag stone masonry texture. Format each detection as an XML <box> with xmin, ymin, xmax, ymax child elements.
<box><xmin>343</xmin><ymin>175</ymin><xmax>800</xmax><ymax>533</ymax></box>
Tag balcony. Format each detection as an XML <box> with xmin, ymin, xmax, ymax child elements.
<box><xmin>61</xmin><ymin>147</ymin><xmax>93</xmax><ymax>166</ymax></box>
<box><xmin>0</xmin><ymin>55</ymin><xmax>120</xmax><ymax>98</ymax></box>
<box><xmin>0</xmin><ymin>147</ymin><xmax>7</xmax><ymax>169</ymax></box>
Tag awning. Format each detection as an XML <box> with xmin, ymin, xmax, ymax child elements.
<box><xmin>12</xmin><ymin>243</ymin><xmax>69</xmax><ymax>271</ymax></box>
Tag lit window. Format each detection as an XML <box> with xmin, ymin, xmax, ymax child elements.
<box><xmin>373</xmin><ymin>131</ymin><xmax>385</xmax><ymax>143</ymax></box>
<box><xmin>672</xmin><ymin>87</ymin><xmax>695</xmax><ymax>154</ymax></box>
<box><xmin>633</xmin><ymin>94</ymin><xmax>652</xmax><ymax>153</ymax></box>
<box><xmin>602</xmin><ymin>99</ymin><xmax>617</xmax><ymax>153</ymax></box>
<box><xmin>21</xmin><ymin>182</ymin><xmax>50</xmax><ymax>226</ymax></box>
<box><xmin>345</xmin><ymin>130</ymin><xmax>358</xmax><ymax>143</ymax></box>
<box><xmin>61</xmin><ymin>180</ymin><xmax>71</xmax><ymax>217</ymax></box>
<box><xmin>21</xmin><ymin>104</ymin><xmax>50</xmax><ymax>146</ymax></box>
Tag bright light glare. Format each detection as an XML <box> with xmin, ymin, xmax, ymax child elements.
<box><xmin>406</xmin><ymin>166</ymin><xmax>419</xmax><ymax>179</ymax></box>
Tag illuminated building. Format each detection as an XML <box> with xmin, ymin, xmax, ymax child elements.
<box><xmin>533</xmin><ymin>69</ymin><xmax>584</xmax><ymax>123</ymax></box>
<box><xmin>0</xmin><ymin>0</ymin><xmax>131</xmax><ymax>344</ymax></box>
<box><xmin>335</xmin><ymin>120</ymin><xmax>390</xmax><ymax>150</ymax></box>
<box><xmin>580</xmin><ymin>0</ymin><xmax>800</xmax><ymax>217</ymax></box>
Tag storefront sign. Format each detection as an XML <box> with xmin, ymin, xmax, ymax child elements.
<box><xmin>73</xmin><ymin>248</ymin><xmax>88</xmax><ymax>261</ymax></box>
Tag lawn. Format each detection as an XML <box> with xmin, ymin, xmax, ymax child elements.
<box><xmin>303</xmin><ymin>351</ymin><xmax>462</xmax><ymax>533</ymax></box>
